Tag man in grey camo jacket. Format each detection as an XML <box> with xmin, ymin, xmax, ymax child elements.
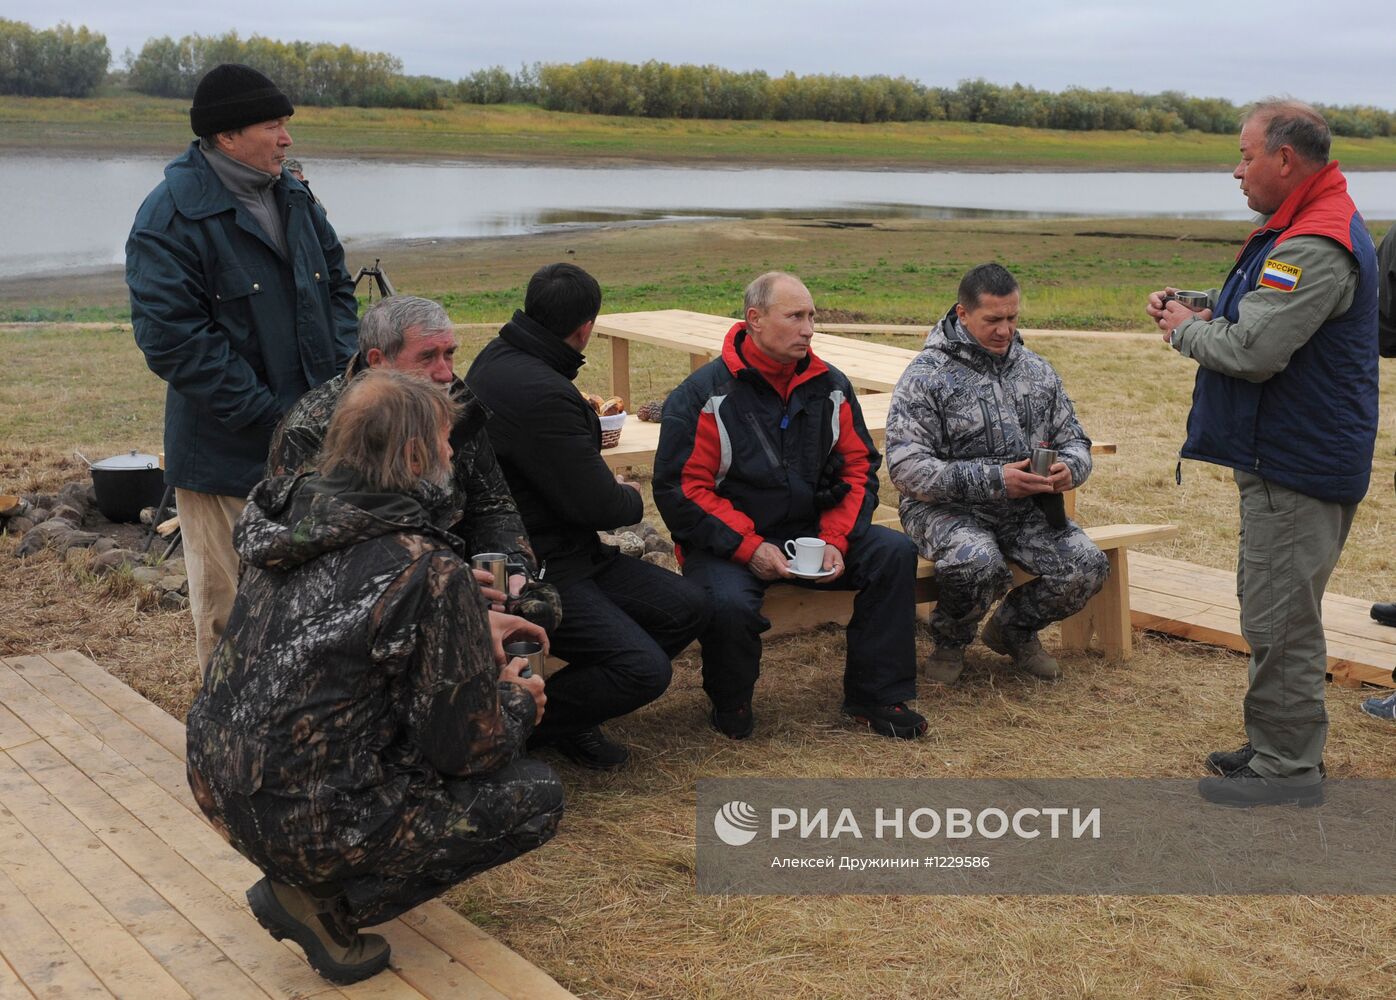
<box><xmin>886</xmin><ymin>263</ymin><xmax>1108</xmax><ymax>683</ymax></box>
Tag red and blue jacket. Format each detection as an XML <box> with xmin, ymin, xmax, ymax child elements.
<box><xmin>1181</xmin><ymin>161</ymin><xmax>1378</xmax><ymax>504</ymax></box>
<box><xmin>653</xmin><ymin>322</ymin><xmax>881</xmax><ymax>564</ymax></box>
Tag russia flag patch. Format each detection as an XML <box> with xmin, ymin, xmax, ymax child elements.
<box><xmin>1258</xmin><ymin>258</ymin><xmax>1302</xmax><ymax>292</ymax></box>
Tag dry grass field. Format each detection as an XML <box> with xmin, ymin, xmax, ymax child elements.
<box><xmin>4</xmin><ymin>217</ymin><xmax>1396</xmax><ymax>998</ymax></box>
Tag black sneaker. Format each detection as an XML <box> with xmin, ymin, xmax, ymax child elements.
<box><xmin>710</xmin><ymin>703</ymin><xmax>755</xmax><ymax>740</ymax></box>
<box><xmin>1204</xmin><ymin>742</ymin><xmax>1255</xmax><ymax>776</ymax></box>
<box><xmin>246</xmin><ymin>878</ymin><xmax>390</xmax><ymax>985</ymax></box>
<box><xmin>1197</xmin><ymin>764</ymin><xmax>1325</xmax><ymax>808</ymax></box>
<box><xmin>553</xmin><ymin>726</ymin><xmax>630</xmax><ymax>770</ymax></box>
<box><xmin>842</xmin><ymin>702</ymin><xmax>929</xmax><ymax>740</ymax></box>
<box><xmin>1371</xmin><ymin>602</ymin><xmax>1396</xmax><ymax>627</ymax></box>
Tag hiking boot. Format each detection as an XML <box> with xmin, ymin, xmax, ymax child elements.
<box><xmin>246</xmin><ymin>878</ymin><xmax>390</xmax><ymax>985</ymax></box>
<box><xmin>1370</xmin><ymin>602</ymin><xmax>1396</xmax><ymax>628</ymax></box>
<box><xmin>1197</xmin><ymin>764</ymin><xmax>1325</xmax><ymax>808</ymax></box>
<box><xmin>981</xmin><ymin>617</ymin><xmax>1060</xmax><ymax>680</ymax></box>
<box><xmin>842</xmin><ymin>702</ymin><xmax>929</xmax><ymax>740</ymax></box>
<box><xmin>554</xmin><ymin>726</ymin><xmax>631</xmax><ymax>770</ymax></box>
<box><xmin>925</xmin><ymin>644</ymin><xmax>967</xmax><ymax>685</ymax></box>
<box><xmin>1205</xmin><ymin>741</ymin><xmax>1256</xmax><ymax>776</ymax></box>
<box><xmin>1360</xmin><ymin>691</ymin><xmax>1396</xmax><ymax>723</ymax></box>
<box><xmin>710</xmin><ymin>702</ymin><xmax>755</xmax><ymax>740</ymax></box>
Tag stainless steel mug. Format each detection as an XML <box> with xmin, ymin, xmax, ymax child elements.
<box><xmin>504</xmin><ymin>640</ymin><xmax>546</xmax><ymax>678</ymax></box>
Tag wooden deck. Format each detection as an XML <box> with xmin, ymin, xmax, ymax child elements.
<box><xmin>0</xmin><ymin>650</ymin><xmax>576</xmax><ymax>1000</ymax></box>
<box><xmin>1129</xmin><ymin>552</ymin><xmax>1396</xmax><ymax>689</ymax></box>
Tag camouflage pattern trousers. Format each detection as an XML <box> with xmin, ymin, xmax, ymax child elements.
<box><xmin>904</xmin><ymin>499</ymin><xmax>1110</xmax><ymax>648</ymax></box>
<box><xmin>339</xmin><ymin>757</ymin><xmax>563</xmax><ymax>928</ymax></box>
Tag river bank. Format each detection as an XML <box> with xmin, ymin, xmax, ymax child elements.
<box><xmin>8</xmin><ymin>92</ymin><xmax>1396</xmax><ymax>171</ymax></box>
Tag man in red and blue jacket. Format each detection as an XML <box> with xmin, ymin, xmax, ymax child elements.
<box><xmin>1149</xmin><ymin>100</ymin><xmax>1379</xmax><ymax>808</ymax></box>
<box><xmin>653</xmin><ymin>272</ymin><xmax>926</xmax><ymax>741</ymax></box>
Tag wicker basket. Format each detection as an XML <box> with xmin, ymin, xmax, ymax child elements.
<box><xmin>599</xmin><ymin>412</ymin><xmax>627</xmax><ymax>449</ymax></box>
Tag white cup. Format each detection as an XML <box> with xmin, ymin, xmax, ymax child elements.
<box><xmin>783</xmin><ymin>536</ymin><xmax>827</xmax><ymax>574</ymax></box>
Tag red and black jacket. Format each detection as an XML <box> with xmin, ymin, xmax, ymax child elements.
<box><xmin>653</xmin><ymin>322</ymin><xmax>881</xmax><ymax>564</ymax></box>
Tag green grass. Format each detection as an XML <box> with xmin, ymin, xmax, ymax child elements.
<box><xmin>8</xmin><ymin>92</ymin><xmax>1396</xmax><ymax>169</ymax></box>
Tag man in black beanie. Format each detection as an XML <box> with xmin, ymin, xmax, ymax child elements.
<box><xmin>127</xmin><ymin>63</ymin><xmax>358</xmax><ymax>672</ymax></box>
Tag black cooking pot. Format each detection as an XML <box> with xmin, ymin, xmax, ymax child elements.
<box><xmin>89</xmin><ymin>451</ymin><xmax>167</xmax><ymax>523</ymax></box>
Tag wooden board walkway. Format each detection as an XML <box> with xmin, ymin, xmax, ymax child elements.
<box><xmin>1129</xmin><ymin>552</ymin><xmax>1396</xmax><ymax>689</ymax></box>
<box><xmin>0</xmin><ymin>650</ymin><xmax>576</xmax><ymax>1000</ymax></box>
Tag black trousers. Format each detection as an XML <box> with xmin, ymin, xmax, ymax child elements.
<box><xmin>533</xmin><ymin>553</ymin><xmax>711</xmax><ymax>741</ymax></box>
<box><xmin>682</xmin><ymin>525</ymin><xmax>919</xmax><ymax>711</ymax></box>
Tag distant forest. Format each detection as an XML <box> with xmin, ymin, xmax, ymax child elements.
<box><xmin>5</xmin><ymin>18</ymin><xmax>1396</xmax><ymax>139</ymax></box>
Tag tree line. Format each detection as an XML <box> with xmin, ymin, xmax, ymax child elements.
<box><xmin>0</xmin><ymin>19</ymin><xmax>109</xmax><ymax>98</ymax></box>
<box><xmin>4</xmin><ymin>19</ymin><xmax>1395</xmax><ymax>140</ymax></box>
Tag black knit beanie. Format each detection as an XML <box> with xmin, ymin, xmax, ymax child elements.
<box><xmin>189</xmin><ymin>64</ymin><xmax>294</xmax><ymax>137</ymax></box>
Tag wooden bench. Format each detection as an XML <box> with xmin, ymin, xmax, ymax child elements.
<box><xmin>761</xmin><ymin>513</ymin><xmax>1179</xmax><ymax>663</ymax></box>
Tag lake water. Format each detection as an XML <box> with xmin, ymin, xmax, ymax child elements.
<box><xmin>6</xmin><ymin>154</ymin><xmax>1396</xmax><ymax>278</ymax></box>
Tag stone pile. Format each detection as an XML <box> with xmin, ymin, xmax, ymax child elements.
<box><xmin>599</xmin><ymin>519</ymin><xmax>679</xmax><ymax>572</ymax></box>
<box><xmin>2</xmin><ymin>482</ymin><xmax>189</xmax><ymax>610</ymax></box>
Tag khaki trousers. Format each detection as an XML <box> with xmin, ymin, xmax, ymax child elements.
<box><xmin>176</xmin><ymin>489</ymin><xmax>247</xmax><ymax>673</ymax></box>
<box><xmin>1234</xmin><ymin>471</ymin><xmax>1356</xmax><ymax>783</ymax></box>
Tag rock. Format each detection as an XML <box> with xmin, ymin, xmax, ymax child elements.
<box><xmin>91</xmin><ymin>548</ymin><xmax>137</xmax><ymax>574</ymax></box>
<box><xmin>50</xmin><ymin>504</ymin><xmax>86</xmax><ymax>526</ymax></box>
<box><xmin>57</xmin><ymin>482</ymin><xmax>94</xmax><ymax>512</ymax></box>
<box><xmin>158</xmin><ymin>574</ymin><xmax>188</xmax><ymax>594</ymax></box>
<box><xmin>616</xmin><ymin>521</ymin><xmax>646</xmax><ymax>536</ymax></box>
<box><xmin>15</xmin><ymin>533</ymin><xmax>49</xmax><ymax>558</ymax></box>
<box><xmin>159</xmin><ymin>590</ymin><xmax>190</xmax><ymax>611</ymax></box>
<box><xmin>642</xmin><ymin>551</ymin><xmax>680</xmax><ymax>573</ymax></box>
<box><xmin>131</xmin><ymin>566</ymin><xmax>164</xmax><ymax>586</ymax></box>
<box><xmin>17</xmin><ymin>519</ymin><xmax>78</xmax><ymax>555</ymax></box>
<box><xmin>92</xmin><ymin>536</ymin><xmax>119</xmax><ymax>554</ymax></box>
<box><xmin>612</xmin><ymin>531</ymin><xmax>645</xmax><ymax>558</ymax></box>
<box><xmin>5</xmin><ymin>516</ymin><xmax>34</xmax><ymax>536</ymax></box>
<box><xmin>643</xmin><ymin>533</ymin><xmax>672</xmax><ymax>555</ymax></box>
<box><xmin>59</xmin><ymin>531</ymin><xmax>101</xmax><ymax>553</ymax></box>
<box><xmin>161</xmin><ymin>558</ymin><xmax>186</xmax><ymax>577</ymax></box>
<box><xmin>28</xmin><ymin>507</ymin><xmax>51</xmax><ymax>524</ymax></box>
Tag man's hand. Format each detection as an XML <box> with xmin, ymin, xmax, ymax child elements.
<box><xmin>748</xmin><ymin>541</ymin><xmax>793</xmax><ymax>581</ymax></box>
<box><xmin>1047</xmin><ymin>461</ymin><xmax>1074</xmax><ymax>494</ymax></box>
<box><xmin>1003</xmin><ymin>459</ymin><xmax>1055</xmax><ymax>499</ymax></box>
<box><xmin>473</xmin><ymin>567</ymin><xmax>507</xmax><ymax>611</ymax></box>
<box><xmin>1148</xmin><ymin>287</ymin><xmax>1213</xmax><ymax>341</ymax></box>
<box><xmin>1145</xmin><ymin>287</ymin><xmax>1176</xmax><ymax>325</ymax></box>
<box><xmin>819</xmin><ymin>544</ymin><xmax>845</xmax><ymax>583</ymax></box>
<box><xmin>500</xmin><ymin>656</ymin><xmax>546</xmax><ymax>725</ymax></box>
<box><xmin>615</xmin><ymin>473</ymin><xmax>641</xmax><ymax>497</ymax></box>
<box><xmin>487</xmin><ymin>611</ymin><xmax>549</xmax><ymax>665</ymax></box>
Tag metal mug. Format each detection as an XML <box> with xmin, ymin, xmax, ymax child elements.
<box><xmin>471</xmin><ymin>552</ymin><xmax>509</xmax><ymax>590</ymax></box>
<box><xmin>1164</xmin><ymin>289</ymin><xmax>1210</xmax><ymax>311</ymax></box>
<box><xmin>1030</xmin><ymin>446</ymin><xmax>1057</xmax><ymax>478</ymax></box>
<box><xmin>504</xmin><ymin>640</ymin><xmax>546</xmax><ymax>679</ymax></box>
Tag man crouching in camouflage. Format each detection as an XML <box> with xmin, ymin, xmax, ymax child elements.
<box><xmin>886</xmin><ymin>263</ymin><xmax>1108</xmax><ymax>683</ymax></box>
<box><xmin>186</xmin><ymin>370</ymin><xmax>562</xmax><ymax>984</ymax></box>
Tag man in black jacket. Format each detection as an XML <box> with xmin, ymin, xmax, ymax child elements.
<box><xmin>466</xmin><ymin>263</ymin><xmax>710</xmax><ymax>769</ymax></box>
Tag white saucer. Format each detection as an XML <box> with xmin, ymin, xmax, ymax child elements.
<box><xmin>788</xmin><ymin>567</ymin><xmax>836</xmax><ymax>580</ymax></box>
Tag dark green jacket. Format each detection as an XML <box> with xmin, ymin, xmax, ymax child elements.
<box><xmin>127</xmin><ymin>142</ymin><xmax>357</xmax><ymax>496</ymax></box>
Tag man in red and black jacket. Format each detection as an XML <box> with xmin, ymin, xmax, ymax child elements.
<box><xmin>653</xmin><ymin>272</ymin><xmax>926</xmax><ymax>741</ymax></box>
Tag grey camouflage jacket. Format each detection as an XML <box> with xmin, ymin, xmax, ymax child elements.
<box><xmin>186</xmin><ymin>470</ymin><xmax>538</xmax><ymax>882</ymax></box>
<box><xmin>886</xmin><ymin>309</ymin><xmax>1093</xmax><ymax>512</ymax></box>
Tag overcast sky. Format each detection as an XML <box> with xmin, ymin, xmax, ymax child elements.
<box><xmin>10</xmin><ymin>0</ymin><xmax>1396</xmax><ymax>109</ymax></box>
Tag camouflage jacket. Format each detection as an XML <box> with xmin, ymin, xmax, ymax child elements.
<box><xmin>266</xmin><ymin>355</ymin><xmax>561</xmax><ymax>631</ymax></box>
<box><xmin>886</xmin><ymin>308</ymin><xmax>1093</xmax><ymax>512</ymax></box>
<box><xmin>186</xmin><ymin>471</ymin><xmax>538</xmax><ymax>881</ymax></box>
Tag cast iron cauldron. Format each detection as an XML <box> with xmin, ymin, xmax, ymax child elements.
<box><xmin>87</xmin><ymin>451</ymin><xmax>166</xmax><ymax>523</ymax></box>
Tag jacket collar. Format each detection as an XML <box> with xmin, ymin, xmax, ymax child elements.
<box><xmin>498</xmin><ymin>310</ymin><xmax>586</xmax><ymax>380</ymax></box>
<box><xmin>1246</xmin><ymin>161</ymin><xmax>1357</xmax><ymax>253</ymax></box>
<box><xmin>162</xmin><ymin>141</ymin><xmax>309</xmax><ymax>221</ymax></box>
<box><xmin>721</xmin><ymin>321</ymin><xmax>828</xmax><ymax>391</ymax></box>
<box><xmin>930</xmin><ymin>305</ymin><xmax>1022</xmax><ymax>369</ymax></box>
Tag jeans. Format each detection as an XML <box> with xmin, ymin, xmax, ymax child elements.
<box><xmin>534</xmin><ymin>553</ymin><xmax>710</xmax><ymax>740</ymax></box>
<box><xmin>683</xmin><ymin>525</ymin><xmax>919</xmax><ymax>710</ymax></box>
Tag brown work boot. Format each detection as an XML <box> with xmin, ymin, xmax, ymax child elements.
<box><xmin>981</xmin><ymin>617</ymin><xmax>1061</xmax><ymax>680</ymax></box>
<box><xmin>925</xmin><ymin>644</ymin><xmax>967</xmax><ymax>684</ymax></box>
<box><xmin>247</xmin><ymin>878</ymin><xmax>390</xmax><ymax>984</ymax></box>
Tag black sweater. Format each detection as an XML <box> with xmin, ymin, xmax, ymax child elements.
<box><xmin>466</xmin><ymin>311</ymin><xmax>643</xmax><ymax>584</ymax></box>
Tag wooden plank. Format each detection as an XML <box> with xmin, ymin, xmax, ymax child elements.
<box><xmin>0</xmin><ymin>950</ymin><xmax>36</xmax><ymax>1000</ymax></box>
<box><xmin>0</xmin><ymin>701</ymin><xmax>38</xmax><ymax>751</ymax></box>
<box><xmin>0</xmin><ymin>751</ymin><xmax>273</xmax><ymax>1000</ymax></box>
<box><xmin>607</xmin><ymin>335</ymin><xmax>630</xmax><ymax>407</ymax></box>
<box><xmin>399</xmin><ymin>905</ymin><xmax>578</xmax><ymax>1000</ymax></box>
<box><xmin>5</xmin><ymin>739</ymin><xmax>354</xmax><ymax>1000</ymax></box>
<box><xmin>24</xmin><ymin>653</ymin><xmax>570</xmax><ymax>999</ymax></box>
<box><xmin>40</xmin><ymin>649</ymin><xmax>188</xmax><ymax>761</ymax></box>
<box><xmin>0</xmin><ymin>757</ymin><xmax>193</xmax><ymax>999</ymax></box>
<box><xmin>0</xmin><ymin>861</ymin><xmax>115</xmax><ymax>999</ymax></box>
